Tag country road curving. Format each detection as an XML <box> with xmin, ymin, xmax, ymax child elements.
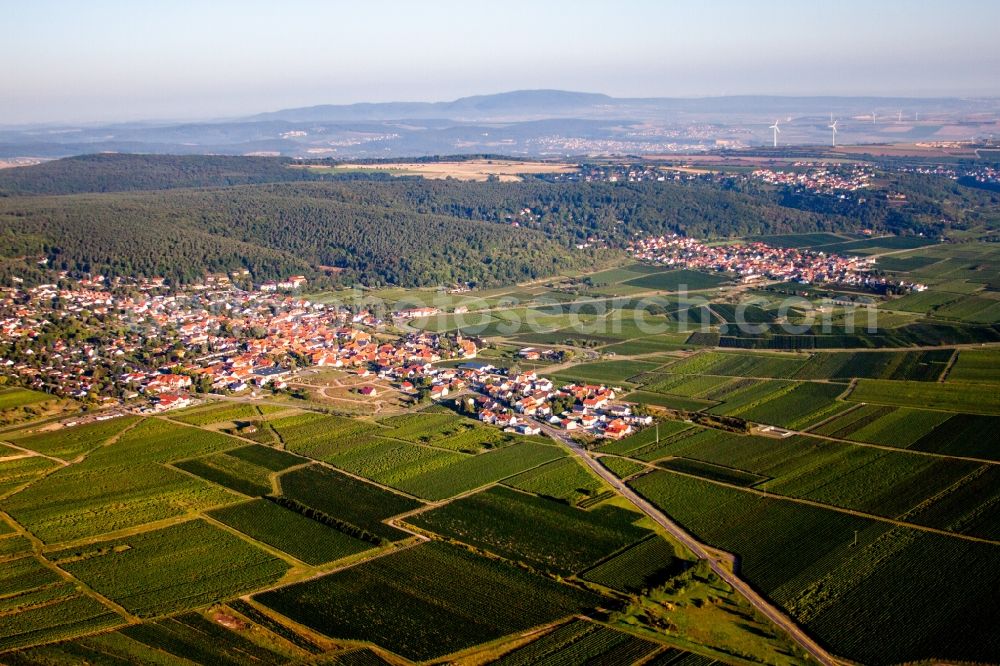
<box><xmin>538</xmin><ymin>422</ymin><xmax>841</xmax><ymax>666</ymax></box>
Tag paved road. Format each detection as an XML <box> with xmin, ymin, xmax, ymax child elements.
<box><xmin>538</xmin><ymin>422</ymin><xmax>840</xmax><ymax>666</ymax></box>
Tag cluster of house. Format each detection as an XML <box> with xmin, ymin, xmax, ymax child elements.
<box><xmin>386</xmin><ymin>361</ymin><xmax>647</xmax><ymax>439</ymax></box>
<box><xmin>628</xmin><ymin>235</ymin><xmax>924</xmax><ymax>290</ymax></box>
<box><xmin>258</xmin><ymin>275</ymin><xmax>308</xmax><ymax>292</ymax></box>
<box><xmin>475</xmin><ymin>371</ymin><xmax>650</xmax><ymax>439</ymax></box>
<box><xmin>750</xmin><ymin>165</ymin><xmax>873</xmax><ymax>194</ymax></box>
<box><xmin>538</xmin><ymin>163</ymin><xmax>702</xmax><ymax>184</ymax></box>
<box><xmin>0</xmin><ymin>273</ymin><xmax>475</xmax><ymax>407</ymax></box>
<box><xmin>894</xmin><ymin>163</ymin><xmax>999</xmax><ymax>186</ymax></box>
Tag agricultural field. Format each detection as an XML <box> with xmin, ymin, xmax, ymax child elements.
<box><xmin>658</xmin><ymin>458</ymin><xmax>767</xmax><ymax>487</ymax></box>
<box><xmin>663</xmin><ymin>351</ymin><xmax>808</xmax><ymax>379</ymax></box>
<box><xmin>208</xmin><ymin>498</ymin><xmax>375</xmax><ymax>565</ymax></box>
<box><xmin>378</xmin><ymin>411</ymin><xmax>514</xmax><ymax>452</ymax></box>
<box><xmin>3</xmin><ymin>415</ymin><xmax>139</xmax><ymax>460</ymax></box>
<box><xmin>269</xmin><ymin>412</ymin><xmax>381</xmax><ymax>460</ymax></box>
<box><xmin>599</xmin><ymin>456</ymin><xmax>648</xmax><ymax>479</ymax></box>
<box><xmin>904</xmin><ymin>466</ymin><xmax>1000</xmax><ymax>540</ymax></box>
<box><xmin>7</xmin><ymin>612</ymin><xmax>295</xmax><ymax>665</ymax></box>
<box><xmin>308</xmin><ymin>435</ymin><xmax>465</xmax><ymax>489</ymax></box>
<box><xmin>171</xmin><ymin>402</ymin><xmax>286</xmax><ymax>427</ymax></box>
<box><xmin>5</xmin><ymin>453</ymin><xmax>239</xmax><ymax>543</ymax></box>
<box><xmin>174</xmin><ymin>448</ymin><xmax>284</xmax><ymax>497</ymax></box>
<box><xmin>599</xmin><ymin>333</ymin><xmax>692</xmax><ymax>356</ymax></box>
<box><xmin>810</xmin><ymin>405</ymin><xmax>951</xmax><ymax>447</ymax></box>
<box><xmin>54</xmin><ymin>519</ymin><xmax>289</xmax><ymax>617</ymax></box>
<box><xmin>906</xmin><ymin>414</ymin><xmax>1000</xmax><ymax>460</ymax></box>
<box><xmin>623</xmin><ymin>269</ymin><xmax>730</xmax><ymax>292</ymax></box>
<box><xmin>0</xmin><ymin>456</ymin><xmax>59</xmax><ymax>497</ymax></box>
<box><xmin>848</xmin><ymin>379</ymin><xmax>1000</xmax><ymax>415</ymax></box>
<box><xmin>311</xmin><ymin>159</ymin><xmax>579</xmax><ymax>181</ymax></box>
<box><xmin>946</xmin><ymin>349</ymin><xmax>1000</xmax><ymax>383</ymax></box>
<box><xmin>581</xmin><ymin>535</ymin><xmax>689</xmax><ymax>593</ymax></box>
<box><xmin>613</xmin><ymin>425</ymin><xmax>986</xmax><ymax>521</ymax></box>
<box><xmin>642</xmin><ymin>373</ymin><xmax>735</xmax><ymax>398</ymax></box>
<box><xmin>629</xmin><ymin>470</ymin><xmax>1000</xmax><ymax>665</ymax></box>
<box><xmin>226</xmin><ymin>443</ymin><xmax>305</xmax><ymax>470</ymax></box>
<box><xmin>715</xmin><ymin>380</ymin><xmax>848</xmax><ymax>428</ymax></box>
<box><xmin>227</xmin><ymin>599</ymin><xmax>325</xmax><ymax>654</ymax></box>
<box><xmin>0</xmin><ymin>388</ymin><xmax>53</xmax><ymax>411</ymax></box>
<box><xmin>596</xmin><ymin>420</ymin><xmax>694</xmax><ymax>456</ymax></box>
<box><xmin>254</xmin><ymin>540</ymin><xmax>602</xmax><ymax>662</ymax></box>
<box><xmin>0</xmin><ymin>591</ymin><xmax>123</xmax><ymax>653</ymax></box>
<box><xmin>551</xmin><ymin>359</ymin><xmax>663</xmax><ymax>384</ymax></box>
<box><xmin>625</xmin><ymin>391</ymin><xmax>717</xmax><ymax>411</ymax></box>
<box><xmin>391</xmin><ymin>440</ymin><xmax>566</xmax><ymax>500</ymax></box>
<box><xmin>502</xmin><ymin>456</ymin><xmax>607</xmax><ymax>504</ymax></box>
<box><xmin>793</xmin><ymin>350</ymin><xmax>953</xmax><ymax>381</ymax></box>
<box><xmin>277</xmin><ymin>464</ymin><xmax>422</xmax><ymax>541</ymax></box>
<box><xmin>489</xmin><ymin>619</ymin><xmax>662</xmax><ymax>666</ymax></box>
<box><xmin>405</xmin><ymin>485</ymin><xmax>650</xmax><ymax>575</ymax></box>
<box><xmin>887</xmin><ymin>290</ymin><xmax>962</xmax><ymax>313</ymax></box>
<box><xmin>933</xmin><ymin>294</ymin><xmax>1000</xmax><ymax>323</ymax></box>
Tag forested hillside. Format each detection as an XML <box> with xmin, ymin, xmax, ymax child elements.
<box><xmin>2</xmin><ymin>154</ymin><xmax>987</xmax><ymax>288</ymax></box>
<box><xmin>0</xmin><ymin>154</ymin><xmax>330</xmax><ymax>196</ymax></box>
<box><xmin>0</xmin><ymin>186</ymin><xmax>583</xmax><ymax>286</ymax></box>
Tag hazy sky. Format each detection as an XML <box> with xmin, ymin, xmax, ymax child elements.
<box><xmin>3</xmin><ymin>0</ymin><xmax>998</xmax><ymax>125</ymax></box>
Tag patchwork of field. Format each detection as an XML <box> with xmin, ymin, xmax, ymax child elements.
<box><xmin>847</xmin><ymin>378</ymin><xmax>999</xmax><ymax>414</ymax></box>
<box><xmin>502</xmin><ymin>456</ymin><xmax>607</xmax><ymax>505</ymax></box>
<box><xmin>405</xmin><ymin>485</ymin><xmax>650</xmax><ymax>575</ymax></box>
<box><xmin>946</xmin><ymin>349</ymin><xmax>1000</xmax><ymax>383</ymax></box>
<box><xmin>551</xmin><ymin>359</ymin><xmax>663</xmax><ymax>384</ymax></box>
<box><xmin>607</xmin><ymin>423</ymin><xmax>997</xmax><ymax>530</ymax></box>
<box><xmin>629</xmin><ymin>471</ymin><xmax>1000</xmax><ymax>665</ymax></box>
<box><xmin>623</xmin><ymin>269</ymin><xmax>730</xmax><ymax>292</ymax></box>
<box><xmin>277</xmin><ymin>464</ymin><xmax>422</xmax><ymax>541</ymax></box>
<box><xmin>6</xmin><ymin>611</ymin><xmax>297</xmax><ymax>665</ymax></box>
<box><xmin>581</xmin><ymin>535</ymin><xmax>690</xmax><ymax>593</ymax></box>
<box><xmin>254</xmin><ymin>540</ymin><xmax>602</xmax><ymax>662</ymax></box>
<box><xmin>5</xmin><ymin>419</ymin><xmax>244</xmax><ymax>543</ymax></box>
<box><xmin>662</xmin><ymin>349</ymin><xmax>953</xmax><ymax>382</ymax></box>
<box><xmin>0</xmin><ymin>456</ymin><xmax>59</xmax><ymax>497</ymax></box>
<box><xmin>390</xmin><ymin>440</ymin><xmax>566</xmax><ymax>500</ymax></box>
<box><xmin>4</xmin><ymin>416</ymin><xmax>139</xmax><ymax>460</ymax></box>
<box><xmin>489</xmin><ymin>619</ymin><xmax>663</xmax><ymax>666</ymax></box>
<box><xmin>171</xmin><ymin>402</ymin><xmax>286</xmax><ymax>427</ymax></box>
<box><xmin>268</xmin><ymin>412</ymin><xmax>380</xmax><ymax>459</ymax></box>
<box><xmin>711</xmin><ymin>381</ymin><xmax>849</xmax><ymax>429</ymax></box>
<box><xmin>0</xmin><ymin>556</ymin><xmax>124</xmax><ymax>652</ymax></box>
<box><xmin>208</xmin><ymin>498</ymin><xmax>376</xmax><ymax>565</ymax></box>
<box><xmin>175</xmin><ymin>444</ymin><xmax>304</xmax><ymax>497</ymax></box>
<box><xmin>2</xmin><ymin>252</ymin><xmax>999</xmax><ymax>662</ymax></box>
<box><xmin>53</xmin><ymin>519</ymin><xmax>289</xmax><ymax>617</ymax></box>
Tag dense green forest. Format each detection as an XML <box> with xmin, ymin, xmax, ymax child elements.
<box><xmin>1</xmin><ymin>154</ymin><xmax>994</xmax><ymax>287</ymax></box>
<box><xmin>0</xmin><ymin>187</ymin><xmax>581</xmax><ymax>286</ymax></box>
<box><xmin>0</xmin><ymin>154</ymin><xmax>336</xmax><ymax>196</ymax></box>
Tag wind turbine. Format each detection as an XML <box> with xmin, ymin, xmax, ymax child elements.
<box><xmin>872</xmin><ymin>110</ymin><xmax>877</xmax><ymax>125</ymax></box>
<box><xmin>898</xmin><ymin>110</ymin><xmax>903</xmax><ymax>123</ymax></box>
<box><xmin>769</xmin><ymin>119</ymin><xmax>781</xmax><ymax>147</ymax></box>
<box><xmin>829</xmin><ymin>119</ymin><xmax>839</xmax><ymax>147</ymax></box>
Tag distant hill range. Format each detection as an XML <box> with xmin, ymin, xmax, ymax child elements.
<box><xmin>2</xmin><ymin>90</ymin><xmax>998</xmax><ymax>159</ymax></box>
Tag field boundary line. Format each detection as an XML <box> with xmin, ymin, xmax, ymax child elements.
<box><xmin>938</xmin><ymin>349</ymin><xmax>960</xmax><ymax>382</ymax></box>
<box><xmin>654</xmin><ymin>466</ymin><xmax>1000</xmax><ymax>547</ymax></box>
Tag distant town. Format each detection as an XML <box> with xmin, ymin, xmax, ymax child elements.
<box><xmin>628</xmin><ymin>235</ymin><xmax>927</xmax><ymax>291</ymax></box>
